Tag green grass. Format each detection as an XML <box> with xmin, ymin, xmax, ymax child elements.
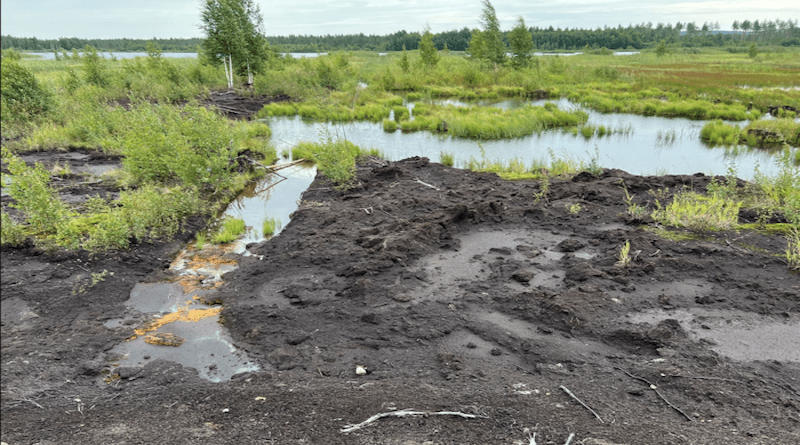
<box><xmin>787</xmin><ymin>229</ymin><xmax>800</xmax><ymax>271</ymax></box>
<box><xmin>651</xmin><ymin>191</ymin><xmax>742</xmax><ymax>232</ymax></box>
<box><xmin>382</xmin><ymin>118</ymin><xmax>398</xmax><ymax>132</ymax></box>
<box><xmin>262</xmin><ymin>217</ymin><xmax>280</xmax><ymax>237</ymax></box>
<box><xmin>700</xmin><ymin>119</ymin><xmax>742</xmax><ymax>146</ymax></box>
<box><xmin>195</xmin><ymin>232</ymin><xmax>207</xmax><ymax>250</ymax></box>
<box><xmin>440</xmin><ymin>151</ymin><xmax>455</xmax><ymax>167</ymax></box>
<box><xmin>213</xmin><ymin>218</ymin><xmax>246</xmax><ymax>244</ymax></box>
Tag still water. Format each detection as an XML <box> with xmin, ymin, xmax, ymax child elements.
<box><xmin>263</xmin><ymin>98</ymin><xmax>787</xmax><ymax>180</ymax></box>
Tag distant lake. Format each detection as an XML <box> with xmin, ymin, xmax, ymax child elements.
<box><xmin>27</xmin><ymin>51</ymin><xmax>639</xmax><ymax>61</ymax></box>
<box><xmin>27</xmin><ymin>52</ymin><xmax>344</xmax><ymax>60</ymax></box>
<box><xmin>29</xmin><ymin>52</ymin><xmax>198</xmax><ymax>60</ymax></box>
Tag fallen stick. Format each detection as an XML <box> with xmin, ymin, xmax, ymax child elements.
<box><xmin>616</xmin><ymin>367</ymin><xmax>694</xmax><ymax>422</ymax></box>
<box><xmin>340</xmin><ymin>409</ymin><xmax>484</xmax><ymax>433</ymax></box>
<box><xmin>17</xmin><ymin>398</ymin><xmax>45</xmax><ymax>410</ymax></box>
<box><xmin>560</xmin><ymin>385</ymin><xmax>603</xmax><ymax>423</ymax></box>
<box><xmin>264</xmin><ymin>158</ymin><xmax>307</xmax><ymax>172</ymax></box>
<box><xmin>564</xmin><ymin>432</ymin><xmax>576</xmax><ymax>445</ymax></box>
<box><xmin>413</xmin><ymin>177</ymin><xmax>440</xmax><ymax>191</ymax></box>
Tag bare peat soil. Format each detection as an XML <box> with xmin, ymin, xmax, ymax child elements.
<box><xmin>2</xmin><ymin>155</ymin><xmax>799</xmax><ymax>445</ymax></box>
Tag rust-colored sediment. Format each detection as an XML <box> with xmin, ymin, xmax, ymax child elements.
<box><xmin>130</xmin><ymin>305</ymin><xmax>223</xmax><ymax>340</ymax></box>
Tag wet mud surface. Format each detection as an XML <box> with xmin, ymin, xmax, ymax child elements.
<box><xmin>2</xmin><ymin>154</ymin><xmax>800</xmax><ymax>444</ymax></box>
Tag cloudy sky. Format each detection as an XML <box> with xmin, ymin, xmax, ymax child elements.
<box><xmin>2</xmin><ymin>0</ymin><xmax>798</xmax><ymax>39</ymax></box>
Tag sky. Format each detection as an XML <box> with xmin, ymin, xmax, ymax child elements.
<box><xmin>2</xmin><ymin>0</ymin><xmax>798</xmax><ymax>40</ymax></box>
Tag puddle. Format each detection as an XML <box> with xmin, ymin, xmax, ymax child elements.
<box><xmin>413</xmin><ymin>229</ymin><xmax>599</xmax><ymax>301</ymax></box>
<box><xmin>106</xmin><ymin>280</ymin><xmax>261</xmax><ymax>382</ymax></box>
<box><xmin>629</xmin><ymin>308</ymin><xmax>800</xmax><ymax>363</ymax></box>
<box><xmin>105</xmin><ymin>163</ymin><xmax>314</xmax><ymax>382</ymax></box>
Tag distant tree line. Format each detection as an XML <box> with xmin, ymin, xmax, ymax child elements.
<box><xmin>2</xmin><ymin>18</ymin><xmax>798</xmax><ymax>53</ymax></box>
<box><xmin>0</xmin><ymin>36</ymin><xmax>203</xmax><ymax>52</ymax></box>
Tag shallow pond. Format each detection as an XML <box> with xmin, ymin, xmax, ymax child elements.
<box><xmin>263</xmin><ymin>98</ymin><xmax>788</xmax><ymax>180</ymax></box>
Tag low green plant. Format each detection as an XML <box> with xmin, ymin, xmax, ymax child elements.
<box><xmin>262</xmin><ymin>217</ymin><xmax>280</xmax><ymax>237</ymax></box>
<box><xmin>382</xmin><ymin>118</ymin><xmax>398</xmax><ymax>132</ymax></box>
<box><xmin>616</xmin><ymin>240</ymin><xmax>632</xmax><ymax>267</ymax></box>
<box><xmin>534</xmin><ymin>176</ymin><xmax>550</xmax><ymax>204</ymax></box>
<box><xmin>195</xmin><ymin>232</ymin><xmax>207</xmax><ymax>250</ymax></box>
<box><xmin>619</xmin><ymin>179</ymin><xmax>646</xmax><ymax>217</ymax></box>
<box><xmin>700</xmin><ymin>120</ymin><xmax>742</xmax><ymax>146</ymax></box>
<box><xmin>440</xmin><ymin>151</ymin><xmax>455</xmax><ymax>167</ymax></box>
<box><xmin>651</xmin><ymin>190</ymin><xmax>742</xmax><ymax>232</ymax></box>
<box><xmin>289</xmin><ymin>134</ymin><xmax>360</xmax><ymax>188</ymax></box>
<box><xmin>2</xmin><ymin>149</ymin><xmax>71</xmax><ymax>234</ymax></box>
<box><xmin>787</xmin><ymin>229</ymin><xmax>800</xmax><ymax>271</ymax></box>
<box><xmin>213</xmin><ymin>217</ymin><xmax>247</xmax><ymax>244</ymax></box>
<box><xmin>568</xmin><ymin>203</ymin><xmax>582</xmax><ymax>214</ymax></box>
<box><xmin>1</xmin><ymin>212</ymin><xmax>26</xmax><ymax>246</ymax></box>
<box><xmin>741</xmin><ymin>119</ymin><xmax>800</xmax><ymax>148</ymax></box>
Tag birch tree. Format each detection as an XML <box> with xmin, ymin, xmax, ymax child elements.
<box><xmin>199</xmin><ymin>0</ymin><xmax>270</xmax><ymax>88</ymax></box>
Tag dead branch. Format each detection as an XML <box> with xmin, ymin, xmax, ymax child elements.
<box><xmin>616</xmin><ymin>367</ymin><xmax>694</xmax><ymax>422</ymax></box>
<box><xmin>340</xmin><ymin>408</ymin><xmax>485</xmax><ymax>433</ymax></box>
<box><xmin>413</xmin><ymin>177</ymin><xmax>440</xmax><ymax>191</ymax></box>
<box><xmin>16</xmin><ymin>398</ymin><xmax>45</xmax><ymax>410</ymax></box>
<box><xmin>564</xmin><ymin>432</ymin><xmax>575</xmax><ymax>445</ymax></box>
<box><xmin>559</xmin><ymin>385</ymin><xmax>603</xmax><ymax>423</ymax></box>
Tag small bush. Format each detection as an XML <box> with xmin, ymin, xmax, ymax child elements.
<box><xmin>1</xmin><ymin>59</ymin><xmax>52</xmax><ymax>119</ymax></box>
<box><xmin>2</xmin><ymin>150</ymin><xmax>71</xmax><ymax>234</ymax></box>
<box><xmin>1</xmin><ymin>212</ymin><xmax>26</xmax><ymax>246</ymax></box>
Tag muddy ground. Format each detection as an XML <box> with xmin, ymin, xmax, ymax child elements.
<box><xmin>3</xmin><ymin>115</ymin><xmax>800</xmax><ymax>444</ymax></box>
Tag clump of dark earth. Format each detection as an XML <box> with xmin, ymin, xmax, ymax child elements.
<box><xmin>2</xmin><ymin>154</ymin><xmax>799</xmax><ymax>444</ymax></box>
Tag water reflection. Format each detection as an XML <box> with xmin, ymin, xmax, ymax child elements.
<box><xmin>264</xmin><ymin>99</ymin><xmax>785</xmax><ymax>180</ymax></box>
<box><xmin>222</xmin><ymin>165</ymin><xmax>316</xmax><ymax>245</ymax></box>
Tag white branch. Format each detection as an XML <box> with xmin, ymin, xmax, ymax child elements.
<box><xmin>340</xmin><ymin>409</ymin><xmax>483</xmax><ymax>433</ymax></box>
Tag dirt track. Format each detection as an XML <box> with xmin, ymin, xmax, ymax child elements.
<box><xmin>2</xmin><ymin>154</ymin><xmax>799</xmax><ymax>443</ymax></box>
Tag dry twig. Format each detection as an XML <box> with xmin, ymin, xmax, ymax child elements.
<box><xmin>559</xmin><ymin>385</ymin><xmax>603</xmax><ymax>423</ymax></box>
<box><xmin>340</xmin><ymin>408</ymin><xmax>485</xmax><ymax>433</ymax></box>
<box><xmin>616</xmin><ymin>367</ymin><xmax>694</xmax><ymax>422</ymax></box>
<box><xmin>413</xmin><ymin>177</ymin><xmax>440</xmax><ymax>191</ymax></box>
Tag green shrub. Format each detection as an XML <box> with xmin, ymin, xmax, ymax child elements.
<box><xmin>2</xmin><ymin>149</ymin><xmax>71</xmax><ymax>234</ymax></box>
<box><xmin>82</xmin><ymin>45</ymin><xmax>109</xmax><ymax>87</ymax></box>
<box><xmin>121</xmin><ymin>103</ymin><xmax>239</xmax><ymax>190</ymax></box>
<box><xmin>1</xmin><ymin>59</ymin><xmax>52</xmax><ymax>118</ymax></box>
<box><xmin>1</xmin><ymin>212</ymin><xmax>26</xmax><ymax>246</ymax></box>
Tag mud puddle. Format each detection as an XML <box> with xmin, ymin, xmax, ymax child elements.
<box><xmin>105</xmin><ymin>165</ymin><xmax>314</xmax><ymax>381</ymax></box>
<box><xmin>629</xmin><ymin>308</ymin><xmax>800</xmax><ymax>362</ymax></box>
<box><xmin>413</xmin><ymin>228</ymin><xmax>597</xmax><ymax>302</ymax></box>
